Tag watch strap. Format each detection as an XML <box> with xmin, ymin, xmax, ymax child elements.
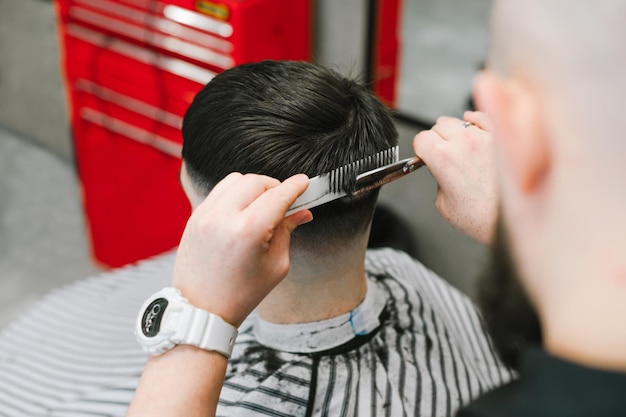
<box><xmin>137</xmin><ymin>287</ymin><xmax>239</xmax><ymax>357</ymax></box>
<box><xmin>180</xmin><ymin>305</ymin><xmax>238</xmax><ymax>357</ymax></box>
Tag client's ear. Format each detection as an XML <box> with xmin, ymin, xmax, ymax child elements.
<box><xmin>473</xmin><ymin>70</ymin><xmax>550</xmax><ymax>195</ymax></box>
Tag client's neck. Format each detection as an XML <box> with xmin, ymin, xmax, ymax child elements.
<box><xmin>257</xmin><ymin>236</ymin><xmax>369</xmax><ymax>324</ymax></box>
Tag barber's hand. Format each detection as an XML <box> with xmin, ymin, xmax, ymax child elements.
<box><xmin>413</xmin><ymin>111</ymin><xmax>497</xmax><ymax>245</ymax></box>
<box><xmin>172</xmin><ymin>173</ymin><xmax>312</xmax><ymax>327</ymax></box>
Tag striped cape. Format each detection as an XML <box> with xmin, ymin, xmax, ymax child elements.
<box><xmin>0</xmin><ymin>248</ymin><xmax>511</xmax><ymax>416</ymax></box>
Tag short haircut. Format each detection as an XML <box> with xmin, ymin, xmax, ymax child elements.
<box><xmin>182</xmin><ymin>60</ymin><xmax>398</xmax><ymax>247</ymax></box>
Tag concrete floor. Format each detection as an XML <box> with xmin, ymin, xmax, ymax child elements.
<box><xmin>0</xmin><ymin>127</ymin><xmax>97</xmax><ymax>328</ymax></box>
<box><xmin>0</xmin><ymin>0</ymin><xmax>491</xmax><ymax>328</ymax></box>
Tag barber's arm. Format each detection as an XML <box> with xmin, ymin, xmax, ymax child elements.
<box><xmin>413</xmin><ymin>111</ymin><xmax>497</xmax><ymax>245</ymax></box>
<box><xmin>127</xmin><ymin>173</ymin><xmax>311</xmax><ymax>417</ymax></box>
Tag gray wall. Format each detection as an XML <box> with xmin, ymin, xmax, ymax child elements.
<box><xmin>314</xmin><ymin>0</ymin><xmax>368</xmax><ymax>74</ymax></box>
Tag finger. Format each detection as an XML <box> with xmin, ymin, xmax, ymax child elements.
<box><xmin>246</xmin><ymin>174</ymin><xmax>310</xmax><ymax>231</ymax></box>
<box><xmin>208</xmin><ymin>174</ymin><xmax>282</xmax><ymax>214</ymax></box>
<box><xmin>432</xmin><ymin>115</ymin><xmax>467</xmax><ymax>139</ymax></box>
<box><xmin>202</xmin><ymin>172</ymin><xmax>243</xmax><ymax>204</ymax></box>
<box><xmin>434</xmin><ymin>185</ymin><xmax>449</xmax><ymax>221</ymax></box>
<box><xmin>232</xmin><ymin>174</ymin><xmax>283</xmax><ymax>210</ymax></box>
<box><xmin>262</xmin><ymin>209</ymin><xmax>313</xmax><ymax>254</ymax></box>
<box><xmin>413</xmin><ymin>129</ymin><xmax>446</xmax><ymax>168</ymax></box>
<box><xmin>284</xmin><ymin>209</ymin><xmax>313</xmax><ymax>231</ymax></box>
<box><xmin>463</xmin><ymin>111</ymin><xmax>493</xmax><ymax>131</ymax></box>
<box><xmin>263</xmin><ymin>208</ymin><xmax>312</xmax><ymax>275</ymax></box>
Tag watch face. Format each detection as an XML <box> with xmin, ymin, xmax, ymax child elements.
<box><xmin>141</xmin><ymin>298</ymin><xmax>168</xmax><ymax>337</ymax></box>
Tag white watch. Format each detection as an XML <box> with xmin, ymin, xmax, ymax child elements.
<box><xmin>135</xmin><ymin>287</ymin><xmax>238</xmax><ymax>357</ymax></box>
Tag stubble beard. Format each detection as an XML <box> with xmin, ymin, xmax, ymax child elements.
<box><xmin>477</xmin><ymin>213</ymin><xmax>543</xmax><ymax>371</ymax></box>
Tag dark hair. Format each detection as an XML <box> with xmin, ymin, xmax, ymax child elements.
<box><xmin>182</xmin><ymin>60</ymin><xmax>398</xmax><ymax>245</ymax></box>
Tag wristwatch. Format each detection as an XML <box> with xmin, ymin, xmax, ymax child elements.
<box><xmin>135</xmin><ymin>287</ymin><xmax>238</xmax><ymax>357</ymax></box>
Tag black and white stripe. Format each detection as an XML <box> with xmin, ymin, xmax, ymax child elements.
<box><xmin>0</xmin><ymin>248</ymin><xmax>511</xmax><ymax>417</ymax></box>
<box><xmin>0</xmin><ymin>253</ymin><xmax>173</xmax><ymax>417</ymax></box>
<box><xmin>216</xmin><ymin>249</ymin><xmax>512</xmax><ymax>417</ymax></box>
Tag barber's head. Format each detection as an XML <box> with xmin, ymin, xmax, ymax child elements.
<box><xmin>181</xmin><ymin>60</ymin><xmax>398</xmax><ymax>249</ymax></box>
<box><xmin>474</xmin><ymin>1</ymin><xmax>626</xmax><ymax>365</ymax></box>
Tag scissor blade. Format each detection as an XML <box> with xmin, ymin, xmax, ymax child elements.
<box><xmin>352</xmin><ymin>157</ymin><xmax>424</xmax><ymax>196</ymax></box>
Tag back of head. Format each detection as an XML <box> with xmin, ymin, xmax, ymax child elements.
<box><xmin>489</xmin><ymin>0</ymin><xmax>626</xmax><ymax>167</ymax></box>
<box><xmin>487</xmin><ymin>0</ymin><xmax>626</xmax><ymax>251</ymax></box>
<box><xmin>182</xmin><ymin>60</ymin><xmax>398</xmax><ymax>248</ymax></box>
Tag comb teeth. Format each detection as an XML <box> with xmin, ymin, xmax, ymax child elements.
<box><xmin>329</xmin><ymin>146</ymin><xmax>399</xmax><ymax>194</ymax></box>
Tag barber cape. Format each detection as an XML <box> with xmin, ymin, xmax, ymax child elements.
<box><xmin>0</xmin><ymin>248</ymin><xmax>511</xmax><ymax>417</ymax></box>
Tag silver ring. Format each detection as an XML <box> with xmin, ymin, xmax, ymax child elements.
<box><xmin>462</xmin><ymin>121</ymin><xmax>472</xmax><ymax>128</ymax></box>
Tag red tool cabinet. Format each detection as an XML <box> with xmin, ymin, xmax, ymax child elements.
<box><xmin>55</xmin><ymin>0</ymin><xmax>312</xmax><ymax>268</ymax></box>
<box><xmin>369</xmin><ymin>0</ymin><xmax>401</xmax><ymax>108</ymax></box>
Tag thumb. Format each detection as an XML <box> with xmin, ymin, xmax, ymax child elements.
<box><xmin>284</xmin><ymin>209</ymin><xmax>314</xmax><ymax>234</ymax></box>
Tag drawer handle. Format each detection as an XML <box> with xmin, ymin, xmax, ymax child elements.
<box><xmin>67</xmin><ymin>24</ymin><xmax>216</xmax><ymax>85</ymax></box>
<box><xmin>73</xmin><ymin>0</ymin><xmax>233</xmax><ymax>53</ymax></box>
<box><xmin>75</xmin><ymin>79</ymin><xmax>183</xmax><ymax>129</ymax></box>
<box><xmin>69</xmin><ymin>5</ymin><xmax>234</xmax><ymax>69</ymax></box>
<box><xmin>80</xmin><ymin>107</ymin><xmax>182</xmax><ymax>158</ymax></box>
